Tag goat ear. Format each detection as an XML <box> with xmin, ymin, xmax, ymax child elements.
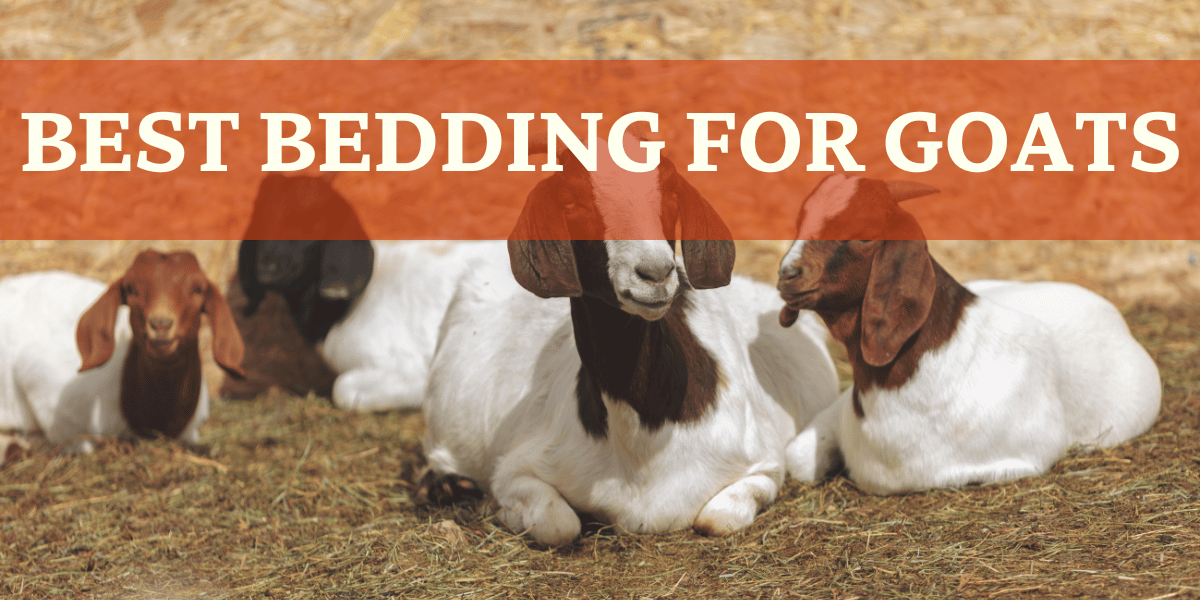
<box><xmin>76</xmin><ymin>280</ymin><xmax>124</xmax><ymax>371</ymax></box>
<box><xmin>319</xmin><ymin>240</ymin><xmax>375</xmax><ymax>301</ymax></box>
<box><xmin>860</xmin><ymin>240</ymin><xmax>936</xmax><ymax>367</ymax></box>
<box><xmin>672</xmin><ymin>170</ymin><xmax>735</xmax><ymax>289</ymax></box>
<box><xmin>243</xmin><ymin>174</ymin><xmax>284</xmax><ymax>239</ymax></box>
<box><xmin>237</xmin><ymin>240</ymin><xmax>265</xmax><ymax>317</ymax></box>
<box><xmin>507</xmin><ymin>176</ymin><xmax>582</xmax><ymax>298</ymax></box>
<box><xmin>203</xmin><ymin>281</ymin><xmax>247</xmax><ymax>379</ymax></box>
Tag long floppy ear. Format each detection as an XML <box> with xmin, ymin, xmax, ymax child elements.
<box><xmin>860</xmin><ymin>240</ymin><xmax>936</xmax><ymax>367</ymax></box>
<box><xmin>319</xmin><ymin>240</ymin><xmax>374</xmax><ymax>301</ymax></box>
<box><xmin>507</xmin><ymin>176</ymin><xmax>582</xmax><ymax>298</ymax></box>
<box><xmin>76</xmin><ymin>280</ymin><xmax>124</xmax><ymax>371</ymax></box>
<box><xmin>237</xmin><ymin>240</ymin><xmax>265</xmax><ymax>317</ymax></box>
<box><xmin>203</xmin><ymin>280</ymin><xmax>247</xmax><ymax>379</ymax></box>
<box><xmin>670</xmin><ymin>167</ymin><xmax>735</xmax><ymax>289</ymax></box>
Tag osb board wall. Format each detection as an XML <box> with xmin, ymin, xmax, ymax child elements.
<box><xmin>1</xmin><ymin>0</ymin><xmax>1197</xmax><ymax>392</ymax></box>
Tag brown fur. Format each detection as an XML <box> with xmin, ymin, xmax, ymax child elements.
<box><xmin>75</xmin><ymin>250</ymin><xmax>245</xmax><ymax>439</ymax></box>
<box><xmin>218</xmin><ymin>275</ymin><xmax>337</xmax><ymax>400</ymax></box>
<box><xmin>507</xmin><ymin>151</ymin><xmax>734</xmax><ymax>299</ymax></box>
<box><xmin>506</xmin><ymin>147</ymin><xmax>732</xmax><ymax>437</ymax></box>
<box><xmin>784</xmin><ymin>242</ymin><xmax>975</xmax><ymax>399</ymax></box>
<box><xmin>778</xmin><ymin>176</ymin><xmax>974</xmax><ymax>412</ymax></box>
<box><xmin>572</xmin><ymin>292</ymin><xmax>720</xmax><ymax>438</ymax></box>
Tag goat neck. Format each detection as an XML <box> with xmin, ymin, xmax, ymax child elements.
<box><xmin>120</xmin><ymin>335</ymin><xmax>203</xmax><ymax>439</ymax></box>
<box><xmin>570</xmin><ymin>291</ymin><xmax>719</xmax><ymax>440</ymax></box>
<box><xmin>828</xmin><ymin>259</ymin><xmax>974</xmax><ymax>417</ymax></box>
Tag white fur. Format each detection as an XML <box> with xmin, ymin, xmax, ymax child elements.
<box><xmin>423</xmin><ymin>261</ymin><xmax>840</xmax><ymax>545</ymax></box>
<box><xmin>604</xmin><ymin>240</ymin><xmax>678</xmax><ymax>320</ymax></box>
<box><xmin>0</xmin><ymin>271</ymin><xmax>210</xmax><ymax>453</ymax></box>
<box><xmin>780</xmin><ymin>240</ymin><xmax>805</xmax><ymax>276</ymax></box>
<box><xmin>787</xmin><ymin>279</ymin><xmax>1162</xmax><ymax>495</ymax></box>
<box><xmin>796</xmin><ymin>175</ymin><xmax>859</xmax><ymax>240</ymax></box>
<box><xmin>320</xmin><ymin>240</ymin><xmax>508</xmax><ymax>411</ymax></box>
<box><xmin>591</xmin><ymin>133</ymin><xmax>663</xmax><ymax>240</ymax></box>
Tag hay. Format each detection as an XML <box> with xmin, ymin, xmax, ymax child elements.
<box><xmin>0</xmin><ymin>0</ymin><xmax>1195</xmax><ymax>59</ymax></box>
<box><xmin>1</xmin><ymin>306</ymin><xmax>1197</xmax><ymax>599</ymax></box>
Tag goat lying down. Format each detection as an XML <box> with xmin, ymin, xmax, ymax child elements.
<box><xmin>778</xmin><ymin>174</ymin><xmax>1162</xmax><ymax>495</ymax></box>
<box><xmin>0</xmin><ymin>250</ymin><xmax>245</xmax><ymax>453</ymax></box>
<box><xmin>237</xmin><ymin>173</ymin><xmax>506</xmax><ymax>410</ymax></box>
<box><xmin>422</xmin><ymin>134</ymin><xmax>840</xmax><ymax>546</ymax></box>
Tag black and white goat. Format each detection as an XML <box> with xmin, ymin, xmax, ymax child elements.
<box><xmin>421</xmin><ymin>134</ymin><xmax>840</xmax><ymax>546</ymax></box>
<box><xmin>236</xmin><ymin>173</ymin><xmax>506</xmax><ymax>410</ymax></box>
<box><xmin>0</xmin><ymin>250</ymin><xmax>245</xmax><ymax>453</ymax></box>
<box><xmin>778</xmin><ymin>174</ymin><xmax>1162</xmax><ymax>495</ymax></box>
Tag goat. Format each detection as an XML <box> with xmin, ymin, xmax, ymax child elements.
<box><xmin>777</xmin><ymin>174</ymin><xmax>1162</xmax><ymax>495</ymax></box>
<box><xmin>233</xmin><ymin>173</ymin><xmax>507</xmax><ymax>409</ymax></box>
<box><xmin>421</xmin><ymin>133</ymin><xmax>840</xmax><ymax>546</ymax></box>
<box><xmin>0</xmin><ymin>250</ymin><xmax>245</xmax><ymax>453</ymax></box>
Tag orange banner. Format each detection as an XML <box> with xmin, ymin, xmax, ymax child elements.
<box><xmin>0</xmin><ymin>61</ymin><xmax>1194</xmax><ymax>240</ymax></box>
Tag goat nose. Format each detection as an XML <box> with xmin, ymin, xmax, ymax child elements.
<box><xmin>635</xmin><ymin>261</ymin><xmax>675</xmax><ymax>284</ymax></box>
<box><xmin>149</xmin><ymin>316</ymin><xmax>174</xmax><ymax>334</ymax></box>
<box><xmin>778</xmin><ymin>263</ymin><xmax>801</xmax><ymax>281</ymax></box>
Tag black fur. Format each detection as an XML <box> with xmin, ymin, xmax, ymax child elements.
<box><xmin>237</xmin><ymin>174</ymin><xmax>375</xmax><ymax>344</ymax></box>
<box><xmin>240</xmin><ymin>240</ymin><xmax>374</xmax><ymax>344</ymax></box>
<box><xmin>565</xmin><ymin>241</ymin><xmax>719</xmax><ymax>439</ymax></box>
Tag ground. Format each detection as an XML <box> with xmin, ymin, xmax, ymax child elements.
<box><xmin>2</xmin><ymin>244</ymin><xmax>1198</xmax><ymax>599</ymax></box>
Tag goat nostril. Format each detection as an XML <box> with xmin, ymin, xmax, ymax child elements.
<box><xmin>778</xmin><ymin>263</ymin><xmax>802</xmax><ymax>281</ymax></box>
<box><xmin>149</xmin><ymin>317</ymin><xmax>174</xmax><ymax>333</ymax></box>
<box><xmin>636</xmin><ymin>262</ymin><xmax>675</xmax><ymax>283</ymax></box>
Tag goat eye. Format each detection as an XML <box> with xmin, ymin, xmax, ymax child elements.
<box><xmin>192</xmin><ymin>284</ymin><xmax>205</xmax><ymax>296</ymax></box>
<box><xmin>123</xmin><ymin>285</ymin><xmax>138</xmax><ymax>298</ymax></box>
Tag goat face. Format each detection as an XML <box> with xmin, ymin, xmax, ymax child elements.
<box><xmin>255</xmin><ymin>240</ymin><xmax>320</xmax><ymax>290</ymax></box>
<box><xmin>777</xmin><ymin>175</ymin><xmax>941</xmax><ymax>365</ymax></box>
<box><xmin>76</xmin><ymin>250</ymin><xmax>245</xmax><ymax>377</ymax></box>
<box><xmin>237</xmin><ymin>172</ymin><xmax>375</xmax><ymax>321</ymax></box>
<box><xmin>121</xmin><ymin>251</ymin><xmax>209</xmax><ymax>358</ymax></box>
<box><xmin>508</xmin><ymin>133</ymin><xmax>735</xmax><ymax>320</ymax></box>
<box><xmin>777</xmin><ymin>239</ymin><xmax>876</xmax><ymax>316</ymax></box>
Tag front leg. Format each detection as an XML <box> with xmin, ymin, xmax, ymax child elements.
<box><xmin>786</xmin><ymin>389</ymin><xmax>846</xmax><ymax>482</ymax></box>
<box><xmin>492</xmin><ymin>474</ymin><xmax>581</xmax><ymax>547</ymax></box>
<box><xmin>694</xmin><ymin>472</ymin><xmax>780</xmax><ymax>535</ymax></box>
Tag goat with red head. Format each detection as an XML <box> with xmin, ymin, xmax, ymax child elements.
<box><xmin>0</xmin><ymin>250</ymin><xmax>243</xmax><ymax>453</ymax></box>
<box><xmin>778</xmin><ymin>174</ymin><xmax>1161</xmax><ymax>495</ymax></box>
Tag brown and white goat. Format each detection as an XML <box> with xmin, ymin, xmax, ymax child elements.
<box><xmin>777</xmin><ymin>174</ymin><xmax>1162</xmax><ymax>494</ymax></box>
<box><xmin>422</xmin><ymin>133</ymin><xmax>840</xmax><ymax>546</ymax></box>
<box><xmin>0</xmin><ymin>250</ymin><xmax>244</xmax><ymax>453</ymax></box>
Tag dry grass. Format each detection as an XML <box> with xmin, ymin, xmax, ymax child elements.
<box><xmin>1</xmin><ymin>0</ymin><xmax>1196</xmax><ymax>60</ymax></box>
<box><xmin>1</xmin><ymin>300</ymin><xmax>1197</xmax><ymax>599</ymax></box>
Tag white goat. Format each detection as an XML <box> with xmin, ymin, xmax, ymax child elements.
<box><xmin>778</xmin><ymin>174</ymin><xmax>1162</xmax><ymax>495</ymax></box>
<box><xmin>320</xmin><ymin>240</ymin><xmax>508</xmax><ymax>410</ymax></box>
<box><xmin>237</xmin><ymin>173</ymin><xmax>506</xmax><ymax>410</ymax></box>
<box><xmin>0</xmin><ymin>251</ymin><xmax>244</xmax><ymax>453</ymax></box>
<box><xmin>422</xmin><ymin>133</ymin><xmax>840</xmax><ymax>546</ymax></box>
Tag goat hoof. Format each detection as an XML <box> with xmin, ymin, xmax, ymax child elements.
<box><xmin>416</xmin><ymin>469</ymin><xmax>485</xmax><ymax>506</ymax></box>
